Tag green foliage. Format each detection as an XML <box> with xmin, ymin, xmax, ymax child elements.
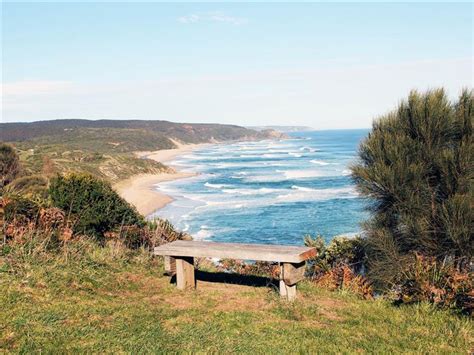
<box><xmin>105</xmin><ymin>219</ymin><xmax>190</xmax><ymax>249</ymax></box>
<box><xmin>351</xmin><ymin>89</ymin><xmax>473</xmax><ymax>288</ymax></box>
<box><xmin>15</xmin><ymin>145</ymin><xmax>171</xmax><ymax>183</ymax></box>
<box><xmin>48</xmin><ymin>173</ymin><xmax>144</xmax><ymax>238</ymax></box>
<box><xmin>3</xmin><ymin>195</ymin><xmax>40</xmax><ymax>224</ymax></box>
<box><xmin>6</xmin><ymin>175</ymin><xmax>49</xmax><ymax>200</ymax></box>
<box><xmin>19</xmin><ymin>127</ymin><xmax>176</xmax><ymax>154</ymax></box>
<box><xmin>304</xmin><ymin>235</ymin><xmax>367</xmax><ymax>275</ymax></box>
<box><xmin>2</xmin><ymin>119</ymin><xmax>283</xmax><ymax>184</ymax></box>
<box><xmin>0</xmin><ymin>143</ymin><xmax>21</xmax><ymax>188</ymax></box>
<box><xmin>146</xmin><ymin>218</ymin><xmax>192</xmax><ymax>242</ymax></box>
<box><xmin>393</xmin><ymin>253</ymin><xmax>473</xmax><ymax>315</ymax></box>
<box><xmin>0</xmin><ymin>119</ymin><xmax>276</xmax><ymax>144</ymax></box>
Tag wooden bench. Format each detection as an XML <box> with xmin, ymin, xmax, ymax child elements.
<box><xmin>153</xmin><ymin>240</ymin><xmax>316</xmax><ymax>301</ymax></box>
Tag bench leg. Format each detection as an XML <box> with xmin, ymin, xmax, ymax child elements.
<box><xmin>280</xmin><ymin>262</ymin><xmax>305</xmax><ymax>301</ymax></box>
<box><xmin>280</xmin><ymin>280</ymin><xmax>297</xmax><ymax>301</ymax></box>
<box><xmin>175</xmin><ymin>256</ymin><xmax>195</xmax><ymax>290</ymax></box>
<box><xmin>164</xmin><ymin>256</ymin><xmax>176</xmax><ymax>276</ymax></box>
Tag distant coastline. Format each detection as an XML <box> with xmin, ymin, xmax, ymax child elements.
<box><xmin>114</xmin><ymin>142</ymin><xmax>206</xmax><ymax>216</ymax></box>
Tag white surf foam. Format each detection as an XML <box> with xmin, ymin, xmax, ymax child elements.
<box><xmin>291</xmin><ymin>185</ymin><xmax>317</xmax><ymax>192</ymax></box>
<box><xmin>193</xmin><ymin>228</ymin><xmax>213</xmax><ymax>240</ymax></box>
<box><xmin>288</xmin><ymin>152</ymin><xmax>302</xmax><ymax>157</ymax></box>
<box><xmin>222</xmin><ymin>187</ymin><xmax>281</xmax><ymax>195</ymax></box>
<box><xmin>277</xmin><ymin>186</ymin><xmax>358</xmax><ymax>202</ymax></box>
<box><xmin>310</xmin><ymin>159</ymin><xmax>330</xmax><ymax>165</ymax></box>
<box><xmin>204</xmin><ymin>182</ymin><xmax>231</xmax><ymax>189</ymax></box>
<box><xmin>277</xmin><ymin>169</ymin><xmax>324</xmax><ymax>179</ymax></box>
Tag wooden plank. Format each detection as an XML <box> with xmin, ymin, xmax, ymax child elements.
<box><xmin>154</xmin><ymin>241</ymin><xmax>316</xmax><ymax>263</ymax></box>
<box><xmin>175</xmin><ymin>256</ymin><xmax>195</xmax><ymax>290</ymax></box>
<box><xmin>281</xmin><ymin>262</ymin><xmax>306</xmax><ymax>285</ymax></box>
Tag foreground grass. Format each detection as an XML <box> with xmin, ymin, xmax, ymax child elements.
<box><xmin>1</xmin><ymin>242</ymin><xmax>472</xmax><ymax>353</ymax></box>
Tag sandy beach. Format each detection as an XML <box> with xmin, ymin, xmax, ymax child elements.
<box><xmin>114</xmin><ymin>141</ymin><xmax>205</xmax><ymax>216</ymax></box>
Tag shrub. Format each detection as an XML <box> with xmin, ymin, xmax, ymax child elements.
<box><xmin>104</xmin><ymin>218</ymin><xmax>192</xmax><ymax>249</ymax></box>
<box><xmin>3</xmin><ymin>195</ymin><xmax>40</xmax><ymax>224</ymax></box>
<box><xmin>393</xmin><ymin>253</ymin><xmax>473</xmax><ymax>315</ymax></box>
<box><xmin>218</xmin><ymin>259</ymin><xmax>280</xmax><ymax>279</ymax></box>
<box><xmin>49</xmin><ymin>173</ymin><xmax>143</xmax><ymax>238</ymax></box>
<box><xmin>304</xmin><ymin>235</ymin><xmax>372</xmax><ymax>298</ymax></box>
<box><xmin>304</xmin><ymin>235</ymin><xmax>367</xmax><ymax>275</ymax></box>
<box><xmin>315</xmin><ymin>264</ymin><xmax>373</xmax><ymax>299</ymax></box>
<box><xmin>0</xmin><ymin>143</ymin><xmax>21</xmax><ymax>188</ymax></box>
<box><xmin>351</xmin><ymin>89</ymin><xmax>473</xmax><ymax>288</ymax></box>
<box><xmin>146</xmin><ymin>218</ymin><xmax>191</xmax><ymax>244</ymax></box>
<box><xmin>7</xmin><ymin>175</ymin><xmax>49</xmax><ymax>199</ymax></box>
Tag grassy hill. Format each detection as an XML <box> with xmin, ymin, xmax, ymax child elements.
<box><xmin>0</xmin><ymin>119</ymin><xmax>283</xmax><ymax>144</ymax></box>
<box><xmin>1</xmin><ymin>240</ymin><xmax>472</xmax><ymax>353</ymax></box>
<box><xmin>1</xmin><ymin>119</ymin><xmax>285</xmax><ymax>182</ymax></box>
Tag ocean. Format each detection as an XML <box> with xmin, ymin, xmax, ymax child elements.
<box><xmin>150</xmin><ymin>129</ymin><xmax>369</xmax><ymax>245</ymax></box>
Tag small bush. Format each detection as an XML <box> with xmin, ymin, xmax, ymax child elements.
<box><xmin>304</xmin><ymin>235</ymin><xmax>372</xmax><ymax>298</ymax></box>
<box><xmin>218</xmin><ymin>259</ymin><xmax>280</xmax><ymax>279</ymax></box>
<box><xmin>393</xmin><ymin>253</ymin><xmax>473</xmax><ymax>315</ymax></box>
<box><xmin>3</xmin><ymin>195</ymin><xmax>40</xmax><ymax>224</ymax></box>
<box><xmin>0</xmin><ymin>143</ymin><xmax>20</xmax><ymax>188</ymax></box>
<box><xmin>7</xmin><ymin>175</ymin><xmax>49</xmax><ymax>199</ymax></box>
<box><xmin>48</xmin><ymin>173</ymin><xmax>143</xmax><ymax>238</ymax></box>
<box><xmin>146</xmin><ymin>218</ymin><xmax>192</xmax><ymax>245</ymax></box>
<box><xmin>104</xmin><ymin>218</ymin><xmax>192</xmax><ymax>249</ymax></box>
<box><xmin>315</xmin><ymin>264</ymin><xmax>373</xmax><ymax>299</ymax></box>
<box><xmin>304</xmin><ymin>235</ymin><xmax>367</xmax><ymax>275</ymax></box>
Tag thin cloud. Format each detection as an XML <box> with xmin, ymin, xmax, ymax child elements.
<box><xmin>3</xmin><ymin>80</ymin><xmax>73</xmax><ymax>96</ymax></box>
<box><xmin>178</xmin><ymin>11</ymin><xmax>247</xmax><ymax>25</ymax></box>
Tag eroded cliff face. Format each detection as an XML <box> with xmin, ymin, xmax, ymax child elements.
<box><xmin>258</xmin><ymin>129</ymin><xmax>289</xmax><ymax>139</ymax></box>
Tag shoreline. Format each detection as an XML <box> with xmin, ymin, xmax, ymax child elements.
<box><xmin>114</xmin><ymin>142</ymin><xmax>206</xmax><ymax>216</ymax></box>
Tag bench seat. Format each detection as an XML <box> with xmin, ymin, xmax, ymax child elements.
<box><xmin>154</xmin><ymin>240</ymin><xmax>316</xmax><ymax>263</ymax></box>
<box><xmin>154</xmin><ymin>240</ymin><xmax>317</xmax><ymax>301</ymax></box>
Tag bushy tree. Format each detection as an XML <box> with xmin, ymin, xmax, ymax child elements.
<box><xmin>0</xmin><ymin>143</ymin><xmax>20</xmax><ymax>188</ymax></box>
<box><xmin>351</xmin><ymin>89</ymin><xmax>473</xmax><ymax>288</ymax></box>
<box><xmin>49</xmin><ymin>173</ymin><xmax>144</xmax><ymax>237</ymax></box>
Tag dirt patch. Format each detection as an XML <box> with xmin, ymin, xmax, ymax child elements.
<box><xmin>156</xmin><ymin>279</ymin><xmax>274</xmax><ymax>313</ymax></box>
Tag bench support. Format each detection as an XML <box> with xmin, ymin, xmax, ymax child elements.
<box><xmin>164</xmin><ymin>256</ymin><xmax>176</xmax><ymax>276</ymax></box>
<box><xmin>175</xmin><ymin>256</ymin><xmax>195</xmax><ymax>290</ymax></box>
<box><xmin>280</xmin><ymin>261</ymin><xmax>305</xmax><ymax>301</ymax></box>
<box><xmin>279</xmin><ymin>280</ymin><xmax>297</xmax><ymax>301</ymax></box>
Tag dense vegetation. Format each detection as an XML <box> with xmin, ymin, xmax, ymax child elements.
<box><xmin>351</xmin><ymin>89</ymin><xmax>473</xmax><ymax>312</ymax></box>
<box><xmin>0</xmin><ymin>144</ymin><xmax>20</xmax><ymax>188</ymax></box>
<box><xmin>48</xmin><ymin>174</ymin><xmax>144</xmax><ymax>237</ymax></box>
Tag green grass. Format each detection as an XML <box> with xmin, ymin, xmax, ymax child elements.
<box><xmin>1</xmin><ymin>241</ymin><xmax>472</xmax><ymax>353</ymax></box>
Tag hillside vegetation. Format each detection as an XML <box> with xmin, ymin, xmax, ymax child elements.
<box><xmin>0</xmin><ymin>119</ymin><xmax>283</xmax><ymax>144</ymax></box>
<box><xmin>1</xmin><ymin>119</ymin><xmax>284</xmax><ymax>182</ymax></box>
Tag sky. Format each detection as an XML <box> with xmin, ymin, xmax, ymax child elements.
<box><xmin>2</xmin><ymin>2</ymin><xmax>473</xmax><ymax>129</ymax></box>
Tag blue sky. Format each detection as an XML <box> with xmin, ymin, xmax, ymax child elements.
<box><xmin>2</xmin><ymin>2</ymin><xmax>473</xmax><ymax>128</ymax></box>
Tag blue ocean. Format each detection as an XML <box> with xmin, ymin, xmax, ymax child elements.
<box><xmin>150</xmin><ymin>129</ymin><xmax>369</xmax><ymax>245</ymax></box>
